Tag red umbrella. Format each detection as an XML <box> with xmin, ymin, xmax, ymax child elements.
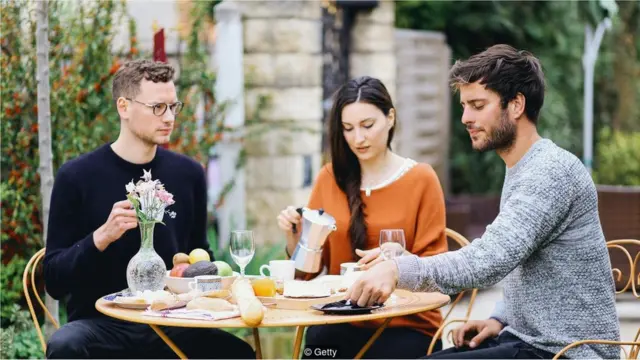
<box><xmin>153</xmin><ymin>28</ymin><xmax>170</xmax><ymax>149</ymax></box>
<box><xmin>153</xmin><ymin>28</ymin><xmax>167</xmax><ymax>63</ymax></box>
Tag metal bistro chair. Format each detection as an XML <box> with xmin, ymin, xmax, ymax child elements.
<box><xmin>426</xmin><ymin>228</ymin><xmax>479</xmax><ymax>355</ymax></box>
<box><xmin>553</xmin><ymin>239</ymin><xmax>640</xmax><ymax>359</ymax></box>
<box><xmin>23</xmin><ymin>248</ymin><xmax>59</xmax><ymax>353</ymax></box>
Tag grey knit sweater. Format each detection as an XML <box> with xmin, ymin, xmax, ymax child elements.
<box><xmin>396</xmin><ymin>139</ymin><xmax>620</xmax><ymax>359</ymax></box>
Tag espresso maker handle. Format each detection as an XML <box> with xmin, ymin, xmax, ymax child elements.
<box><xmin>291</xmin><ymin>207</ymin><xmax>304</xmax><ymax>234</ymax></box>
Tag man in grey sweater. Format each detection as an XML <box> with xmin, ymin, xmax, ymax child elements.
<box><xmin>346</xmin><ymin>45</ymin><xmax>620</xmax><ymax>359</ymax></box>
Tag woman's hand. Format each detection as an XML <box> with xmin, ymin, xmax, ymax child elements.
<box><xmin>277</xmin><ymin>206</ymin><xmax>302</xmax><ymax>254</ymax></box>
<box><xmin>356</xmin><ymin>245</ymin><xmax>411</xmax><ymax>270</ymax></box>
<box><xmin>356</xmin><ymin>248</ymin><xmax>383</xmax><ymax>270</ymax></box>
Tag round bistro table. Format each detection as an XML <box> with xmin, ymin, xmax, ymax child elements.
<box><xmin>96</xmin><ymin>289</ymin><xmax>450</xmax><ymax>359</ymax></box>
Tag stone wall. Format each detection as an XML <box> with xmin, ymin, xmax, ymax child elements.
<box><xmin>237</xmin><ymin>0</ymin><xmax>324</xmax><ymax>245</ymax></box>
<box><xmin>124</xmin><ymin>0</ymin><xmax>451</xmax><ymax>244</ymax></box>
<box><xmin>394</xmin><ymin>30</ymin><xmax>452</xmax><ymax>194</ymax></box>
<box><xmin>350</xmin><ymin>0</ymin><xmax>396</xmax><ymax>101</ymax></box>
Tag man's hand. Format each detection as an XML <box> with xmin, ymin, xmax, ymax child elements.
<box><xmin>345</xmin><ymin>260</ymin><xmax>399</xmax><ymax>307</ymax></box>
<box><xmin>452</xmin><ymin>319</ymin><xmax>504</xmax><ymax>349</ymax></box>
<box><xmin>93</xmin><ymin>200</ymin><xmax>138</xmax><ymax>251</ymax></box>
<box><xmin>356</xmin><ymin>246</ymin><xmax>412</xmax><ymax>270</ymax></box>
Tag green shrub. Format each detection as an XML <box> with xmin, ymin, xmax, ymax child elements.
<box><xmin>592</xmin><ymin>128</ymin><xmax>640</xmax><ymax>186</ymax></box>
<box><xmin>0</xmin><ymin>0</ymin><xmax>276</xmax><ymax>352</ymax></box>
<box><xmin>0</xmin><ymin>304</ymin><xmax>44</xmax><ymax>359</ymax></box>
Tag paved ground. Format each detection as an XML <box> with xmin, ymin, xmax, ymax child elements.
<box><xmin>438</xmin><ymin>284</ymin><xmax>640</xmax><ymax>351</ymax></box>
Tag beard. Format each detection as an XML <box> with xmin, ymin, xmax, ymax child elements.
<box><xmin>130</xmin><ymin>125</ymin><xmax>170</xmax><ymax>147</ymax></box>
<box><xmin>472</xmin><ymin>110</ymin><xmax>516</xmax><ymax>152</ymax></box>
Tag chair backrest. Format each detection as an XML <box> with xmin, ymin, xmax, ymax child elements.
<box><xmin>441</xmin><ymin>228</ymin><xmax>478</xmax><ymax>322</ymax></box>
<box><xmin>607</xmin><ymin>239</ymin><xmax>640</xmax><ymax>358</ymax></box>
<box><xmin>23</xmin><ymin>248</ymin><xmax>59</xmax><ymax>353</ymax></box>
<box><xmin>553</xmin><ymin>239</ymin><xmax>640</xmax><ymax>359</ymax></box>
<box><xmin>427</xmin><ymin>229</ymin><xmax>480</xmax><ymax>355</ymax></box>
<box><xmin>606</xmin><ymin>239</ymin><xmax>639</xmax><ymax>298</ymax></box>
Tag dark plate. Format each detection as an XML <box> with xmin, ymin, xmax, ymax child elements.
<box><xmin>311</xmin><ymin>300</ymin><xmax>384</xmax><ymax>315</ymax></box>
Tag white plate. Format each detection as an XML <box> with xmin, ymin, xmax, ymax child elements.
<box><xmin>103</xmin><ymin>291</ymin><xmax>150</xmax><ymax>310</ymax></box>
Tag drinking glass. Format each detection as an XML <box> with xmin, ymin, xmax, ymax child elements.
<box><xmin>379</xmin><ymin>229</ymin><xmax>406</xmax><ymax>260</ymax></box>
<box><xmin>230</xmin><ymin>230</ymin><xmax>255</xmax><ymax>277</ymax></box>
<box><xmin>379</xmin><ymin>229</ymin><xmax>406</xmax><ymax>304</ymax></box>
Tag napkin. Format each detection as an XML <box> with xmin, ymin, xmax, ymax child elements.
<box><xmin>143</xmin><ymin>308</ymin><xmax>241</xmax><ymax>321</ymax></box>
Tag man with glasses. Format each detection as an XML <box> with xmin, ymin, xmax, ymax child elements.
<box><xmin>44</xmin><ymin>59</ymin><xmax>255</xmax><ymax>359</ymax></box>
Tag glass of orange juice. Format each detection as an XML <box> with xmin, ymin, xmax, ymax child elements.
<box><xmin>251</xmin><ymin>277</ymin><xmax>276</xmax><ymax>297</ymax></box>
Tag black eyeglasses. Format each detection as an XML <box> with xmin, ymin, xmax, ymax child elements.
<box><xmin>125</xmin><ymin>98</ymin><xmax>183</xmax><ymax>116</ymax></box>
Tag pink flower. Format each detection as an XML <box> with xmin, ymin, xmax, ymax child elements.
<box><xmin>156</xmin><ymin>190</ymin><xmax>175</xmax><ymax>206</ymax></box>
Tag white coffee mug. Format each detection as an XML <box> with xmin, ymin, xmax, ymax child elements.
<box><xmin>340</xmin><ymin>262</ymin><xmax>363</xmax><ymax>275</ymax></box>
<box><xmin>188</xmin><ymin>275</ymin><xmax>222</xmax><ymax>292</ymax></box>
<box><xmin>259</xmin><ymin>260</ymin><xmax>295</xmax><ymax>281</ymax></box>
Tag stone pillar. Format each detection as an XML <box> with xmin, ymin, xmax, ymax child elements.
<box><xmin>214</xmin><ymin>1</ymin><xmax>246</xmax><ymax>247</ymax></box>
<box><xmin>349</xmin><ymin>0</ymin><xmax>396</xmax><ymax>100</ymax></box>
<box><xmin>237</xmin><ymin>0</ymin><xmax>324</xmax><ymax>245</ymax></box>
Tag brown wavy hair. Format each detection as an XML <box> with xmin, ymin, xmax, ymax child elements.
<box><xmin>328</xmin><ymin>76</ymin><xmax>395</xmax><ymax>257</ymax></box>
<box><xmin>111</xmin><ymin>59</ymin><xmax>175</xmax><ymax>104</ymax></box>
<box><xmin>449</xmin><ymin>44</ymin><xmax>545</xmax><ymax>123</ymax></box>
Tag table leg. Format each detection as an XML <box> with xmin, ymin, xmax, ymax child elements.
<box><xmin>253</xmin><ymin>328</ymin><xmax>262</xmax><ymax>359</ymax></box>
<box><xmin>149</xmin><ymin>324</ymin><xmax>188</xmax><ymax>359</ymax></box>
<box><xmin>354</xmin><ymin>318</ymin><xmax>392</xmax><ymax>359</ymax></box>
<box><xmin>292</xmin><ymin>326</ymin><xmax>306</xmax><ymax>359</ymax></box>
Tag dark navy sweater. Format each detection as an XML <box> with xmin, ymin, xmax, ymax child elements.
<box><xmin>43</xmin><ymin>143</ymin><xmax>213</xmax><ymax>321</ymax></box>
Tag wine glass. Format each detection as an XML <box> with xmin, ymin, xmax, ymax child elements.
<box><xmin>229</xmin><ymin>230</ymin><xmax>255</xmax><ymax>277</ymax></box>
<box><xmin>379</xmin><ymin>229</ymin><xmax>406</xmax><ymax>304</ymax></box>
<box><xmin>379</xmin><ymin>229</ymin><xmax>406</xmax><ymax>260</ymax></box>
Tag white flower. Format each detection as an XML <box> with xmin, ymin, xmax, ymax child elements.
<box><xmin>125</xmin><ymin>180</ymin><xmax>136</xmax><ymax>194</ymax></box>
<box><xmin>141</xmin><ymin>169</ymin><xmax>152</xmax><ymax>182</ymax></box>
<box><xmin>136</xmin><ymin>181</ymin><xmax>156</xmax><ymax>195</ymax></box>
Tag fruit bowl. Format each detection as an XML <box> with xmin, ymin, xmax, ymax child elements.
<box><xmin>164</xmin><ymin>271</ymin><xmax>240</xmax><ymax>294</ymax></box>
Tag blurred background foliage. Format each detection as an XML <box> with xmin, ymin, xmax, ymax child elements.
<box><xmin>396</xmin><ymin>0</ymin><xmax>640</xmax><ymax>193</ymax></box>
<box><xmin>0</xmin><ymin>0</ymin><xmax>270</xmax><ymax>356</ymax></box>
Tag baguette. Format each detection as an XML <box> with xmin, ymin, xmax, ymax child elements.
<box><xmin>231</xmin><ymin>278</ymin><xmax>264</xmax><ymax>326</ymax></box>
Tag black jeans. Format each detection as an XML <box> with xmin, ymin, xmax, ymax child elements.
<box><xmin>424</xmin><ymin>332</ymin><xmax>558</xmax><ymax>359</ymax></box>
<box><xmin>46</xmin><ymin>317</ymin><xmax>255</xmax><ymax>359</ymax></box>
<box><xmin>303</xmin><ymin>323</ymin><xmax>441</xmax><ymax>359</ymax></box>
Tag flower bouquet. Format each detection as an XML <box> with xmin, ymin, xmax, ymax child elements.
<box><xmin>125</xmin><ymin>169</ymin><xmax>177</xmax><ymax>293</ymax></box>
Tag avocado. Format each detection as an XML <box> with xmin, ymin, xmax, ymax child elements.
<box><xmin>183</xmin><ymin>261</ymin><xmax>218</xmax><ymax>277</ymax></box>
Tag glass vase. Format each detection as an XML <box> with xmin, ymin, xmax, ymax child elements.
<box><xmin>126</xmin><ymin>221</ymin><xmax>166</xmax><ymax>293</ymax></box>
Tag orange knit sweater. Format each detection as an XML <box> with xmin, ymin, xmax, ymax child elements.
<box><xmin>306</xmin><ymin>162</ymin><xmax>448</xmax><ymax>336</ymax></box>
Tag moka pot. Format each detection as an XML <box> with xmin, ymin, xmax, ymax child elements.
<box><xmin>290</xmin><ymin>208</ymin><xmax>337</xmax><ymax>273</ymax></box>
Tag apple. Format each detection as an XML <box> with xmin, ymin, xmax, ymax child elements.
<box><xmin>213</xmin><ymin>261</ymin><xmax>233</xmax><ymax>277</ymax></box>
<box><xmin>169</xmin><ymin>263</ymin><xmax>189</xmax><ymax>277</ymax></box>
<box><xmin>188</xmin><ymin>248</ymin><xmax>210</xmax><ymax>264</ymax></box>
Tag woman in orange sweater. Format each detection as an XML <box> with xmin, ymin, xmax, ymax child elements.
<box><xmin>277</xmin><ymin>76</ymin><xmax>448</xmax><ymax>359</ymax></box>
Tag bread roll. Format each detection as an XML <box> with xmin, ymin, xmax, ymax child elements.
<box><xmin>150</xmin><ymin>293</ymin><xmax>184</xmax><ymax>311</ymax></box>
<box><xmin>177</xmin><ymin>292</ymin><xmax>197</xmax><ymax>303</ymax></box>
<box><xmin>186</xmin><ymin>297</ymin><xmax>237</xmax><ymax>312</ymax></box>
<box><xmin>203</xmin><ymin>289</ymin><xmax>232</xmax><ymax>300</ymax></box>
<box><xmin>231</xmin><ymin>278</ymin><xmax>264</xmax><ymax>326</ymax></box>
